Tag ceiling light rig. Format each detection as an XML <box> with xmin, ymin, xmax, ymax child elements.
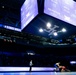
<box><xmin>39</xmin><ymin>22</ymin><xmax>67</xmax><ymax>38</ymax></box>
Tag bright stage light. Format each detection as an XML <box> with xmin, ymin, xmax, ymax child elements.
<box><xmin>46</xmin><ymin>22</ymin><xmax>51</xmax><ymax>29</ymax></box>
<box><xmin>53</xmin><ymin>32</ymin><xmax>58</xmax><ymax>36</ymax></box>
<box><xmin>39</xmin><ymin>28</ymin><xmax>43</xmax><ymax>32</ymax></box>
<box><xmin>62</xmin><ymin>28</ymin><xmax>66</xmax><ymax>32</ymax></box>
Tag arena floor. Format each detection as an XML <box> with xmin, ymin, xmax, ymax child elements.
<box><xmin>0</xmin><ymin>67</ymin><xmax>75</xmax><ymax>75</ymax></box>
<box><xmin>0</xmin><ymin>72</ymin><xmax>76</xmax><ymax>75</ymax></box>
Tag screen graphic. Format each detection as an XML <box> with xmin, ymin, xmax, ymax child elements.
<box><xmin>44</xmin><ymin>0</ymin><xmax>76</xmax><ymax>26</ymax></box>
<box><xmin>21</xmin><ymin>0</ymin><xmax>38</xmax><ymax>30</ymax></box>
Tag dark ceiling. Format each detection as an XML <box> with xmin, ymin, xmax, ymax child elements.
<box><xmin>0</xmin><ymin>0</ymin><xmax>24</xmax><ymax>9</ymax></box>
<box><xmin>0</xmin><ymin>0</ymin><xmax>76</xmax><ymax>40</ymax></box>
<box><xmin>0</xmin><ymin>0</ymin><xmax>25</xmax><ymax>28</ymax></box>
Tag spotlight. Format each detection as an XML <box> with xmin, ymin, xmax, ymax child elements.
<box><xmin>53</xmin><ymin>32</ymin><xmax>58</xmax><ymax>36</ymax></box>
<box><xmin>62</xmin><ymin>28</ymin><xmax>66</xmax><ymax>32</ymax></box>
<box><xmin>39</xmin><ymin>28</ymin><xmax>43</xmax><ymax>32</ymax></box>
<box><xmin>46</xmin><ymin>22</ymin><xmax>51</xmax><ymax>29</ymax></box>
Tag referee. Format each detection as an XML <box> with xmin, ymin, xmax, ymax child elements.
<box><xmin>29</xmin><ymin>60</ymin><xmax>33</xmax><ymax>72</ymax></box>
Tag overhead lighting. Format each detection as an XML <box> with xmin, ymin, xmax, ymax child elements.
<box><xmin>53</xmin><ymin>32</ymin><xmax>58</xmax><ymax>36</ymax></box>
<box><xmin>40</xmin><ymin>22</ymin><xmax>67</xmax><ymax>37</ymax></box>
<box><xmin>39</xmin><ymin>28</ymin><xmax>43</xmax><ymax>32</ymax></box>
<box><xmin>62</xmin><ymin>28</ymin><xmax>66</xmax><ymax>32</ymax></box>
<box><xmin>46</xmin><ymin>22</ymin><xmax>51</xmax><ymax>29</ymax></box>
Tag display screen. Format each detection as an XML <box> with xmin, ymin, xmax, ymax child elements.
<box><xmin>21</xmin><ymin>0</ymin><xmax>38</xmax><ymax>30</ymax></box>
<box><xmin>44</xmin><ymin>0</ymin><xmax>76</xmax><ymax>26</ymax></box>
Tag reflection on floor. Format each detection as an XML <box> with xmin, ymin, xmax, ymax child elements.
<box><xmin>0</xmin><ymin>67</ymin><xmax>74</xmax><ymax>75</ymax></box>
<box><xmin>0</xmin><ymin>67</ymin><xmax>55</xmax><ymax>71</ymax></box>
<box><xmin>0</xmin><ymin>72</ymin><xmax>76</xmax><ymax>75</ymax></box>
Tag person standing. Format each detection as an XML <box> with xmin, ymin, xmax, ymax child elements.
<box><xmin>29</xmin><ymin>60</ymin><xmax>33</xmax><ymax>72</ymax></box>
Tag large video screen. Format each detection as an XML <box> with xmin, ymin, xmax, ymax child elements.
<box><xmin>44</xmin><ymin>0</ymin><xmax>76</xmax><ymax>26</ymax></box>
<box><xmin>21</xmin><ymin>0</ymin><xmax>38</xmax><ymax>30</ymax></box>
